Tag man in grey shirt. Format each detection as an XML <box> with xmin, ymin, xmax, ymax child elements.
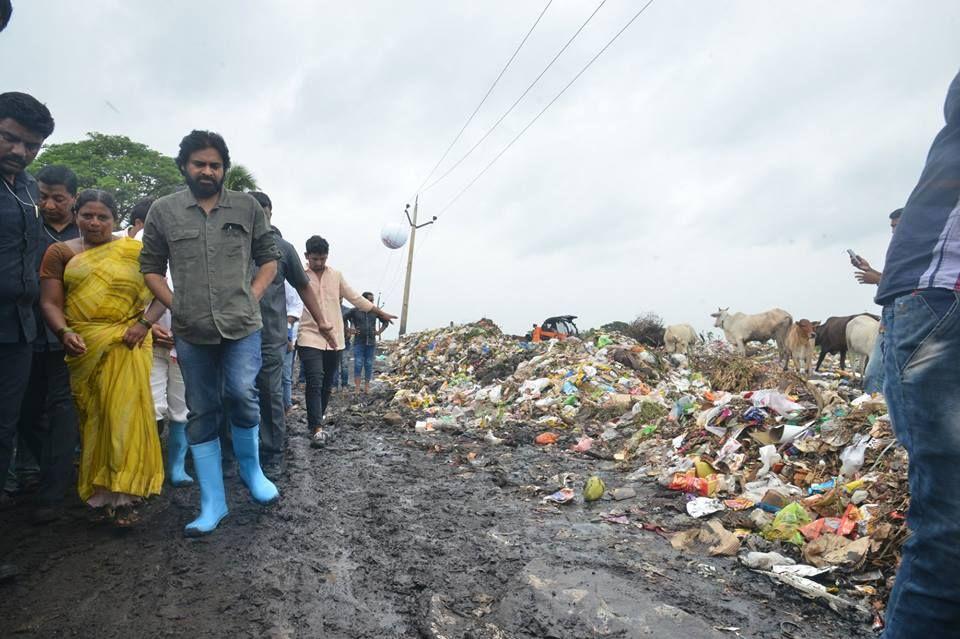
<box><xmin>140</xmin><ymin>130</ymin><xmax>332</xmax><ymax>537</ymax></box>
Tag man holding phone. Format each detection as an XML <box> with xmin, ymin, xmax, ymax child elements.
<box><xmin>849</xmin><ymin>208</ymin><xmax>902</xmax><ymax>394</ymax></box>
<box><xmin>850</xmin><ymin>209</ymin><xmax>902</xmax><ymax>284</ymax></box>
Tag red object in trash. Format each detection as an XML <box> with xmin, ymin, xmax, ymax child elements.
<box><xmin>535</xmin><ymin>432</ymin><xmax>559</xmax><ymax>445</ymax></box>
<box><xmin>667</xmin><ymin>472</ymin><xmax>715</xmax><ymax>497</ymax></box>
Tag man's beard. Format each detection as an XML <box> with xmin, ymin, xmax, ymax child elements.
<box><xmin>0</xmin><ymin>153</ymin><xmax>26</xmax><ymax>173</ymax></box>
<box><xmin>184</xmin><ymin>174</ymin><xmax>223</xmax><ymax>199</ymax></box>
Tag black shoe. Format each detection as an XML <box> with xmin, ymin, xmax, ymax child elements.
<box><xmin>0</xmin><ymin>563</ymin><xmax>19</xmax><ymax>584</ymax></box>
<box><xmin>261</xmin><ymin>458</ymin><xmax>284</xmax><ymax>478</ymax></box>
<box><xmin>31</xmin><ymin>505</ymin><xmax>62</xmax><ymax>525</ymax></box>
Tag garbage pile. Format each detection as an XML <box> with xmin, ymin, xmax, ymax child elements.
<box><xmin>383</xmin><ymin>320</ymin><xmax>909</xmax><ymax>627</ymax></box>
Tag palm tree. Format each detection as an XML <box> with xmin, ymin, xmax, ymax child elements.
<box><xmin>224</xmin><ymin>164</ymin><xmax>258</xmax><ymax>192</ymax></box>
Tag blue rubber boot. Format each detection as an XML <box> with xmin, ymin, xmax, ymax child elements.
<box><xmin>184</xmin><ymin>439</ymin><xmax>228</xmax><ymax>537</ymax></box>
<box><xmin>231</xmin><ymin>425</ymin><xmax>279</xmax><ymax>505</ymax></box>
<box><xmin>166</xmin><ymin>421</ymin><xmax>194</xmax><ymax>487</ymax></box>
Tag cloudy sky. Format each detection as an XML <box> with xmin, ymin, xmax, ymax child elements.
<box><xmin>6</xmin><ymin>1</ymin><xmax>960</xmax><ymax>338</ymax></box>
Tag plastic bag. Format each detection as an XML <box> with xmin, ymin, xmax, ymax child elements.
<box><xmin>763</xmin><ymin>503</ymin><xmax>812</xmax><ymax>545</ymax></box>
<box><xmin>668</xmin><ymin>396</ymin><xmax>696</xmax><ymax>422</ymax></box>
<box><xmin>840</xmin><ymin>434</ymin><xmax>871</xmax><ymax>478</ymax></box>
<box><xmin>519</xmin><ymin>378</ymin><xmax>552</xmax><ymax>399</ymax></box>
<box><xmin>757</xmin><ymin>444</ymin><xmax>782</xmax><ymax>477</ymax></box>
<box><xmin>750</xmin><ymin>389</ymin><xmax>804</xmax><ymax>416</ymax></box>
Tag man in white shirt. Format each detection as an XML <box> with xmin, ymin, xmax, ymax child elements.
<box><xmin>282</xmin><ymin>280</ymin><xmax>303</xmax><ymax>414</ymax></box>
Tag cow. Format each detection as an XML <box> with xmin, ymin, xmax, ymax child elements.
<box><xmin>710</xmin><ymin>308</ymin><xmax>793</xmax><ymax>357</ymax></box>
<box><xmin>846</xmin><ymin>315</ymin><xmax>880</xmax><ymax>377</ymax></box>
<box><xmin>814</xmin><ymin>313</ymin><xmax>880</xmax><ymax>371</ymax></box>
<box><xmin>664</xmin><ymin>324</ymin><xmax>698</xmax><ymax>354</ymax></box>
<box><xmin>783</xmin><ymin>319</ymin><xmax>818</xmax><ymax>375</ymax></box>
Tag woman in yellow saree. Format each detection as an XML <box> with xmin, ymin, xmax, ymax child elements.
<box><xmin>39</xmin><ymin>189</ymin><xmax>167</xmax><ymax>525</ymax></box>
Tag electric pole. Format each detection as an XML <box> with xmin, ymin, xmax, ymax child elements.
<box><xmin>398</xmin><ymin>195</ymin><xmax>436</xmax><ymax>337</ymax></box>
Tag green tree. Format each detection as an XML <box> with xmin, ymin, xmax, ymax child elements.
<box><xmin>224</xmin><ymin>164</ymin><xmax>258</xmax><ymax>192</ymax></box>
<box><xmin>31</xmin><ymin>132</ymin><xmax>182</xmax><ymax>225</ymax></box>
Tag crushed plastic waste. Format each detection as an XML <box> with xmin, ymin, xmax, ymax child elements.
<box><xmin>384</xmin><ymin>320</ymin><xmax>911</xmax><ymax>620</ymax></box>
<box><xmin>687</xmin><ymin>496</ymin><xmax>725</xmax><ymax>518</ymax></box>
<box><xmin>542</xmin><ymin>488</ymin><xmax>575</xmax><ymax>505</ymax></box>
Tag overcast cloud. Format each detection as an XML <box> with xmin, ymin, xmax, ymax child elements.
<box><xmin>5</xmin><ymin>1</ymin><xmax>960</xmax><ymax>337</ymax></box>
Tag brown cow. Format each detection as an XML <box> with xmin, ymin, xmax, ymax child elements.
<box><xmin>814</xmin><ymin>313</ymin><xmax>880</xmax><ymax>371</ymax></box>
<box><xmin>783</xmin><ymin>319</ymin><xmax>818</xmax><ymax>374</ymax></box>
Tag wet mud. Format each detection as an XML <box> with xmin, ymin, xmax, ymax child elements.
<box><xmin>1</xmin><ymin>389</ymin><xmax>875</xmax><ymax>638</ymax></box>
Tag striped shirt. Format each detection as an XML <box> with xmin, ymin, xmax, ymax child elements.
<box><xmin>877</xmin><ymin>69</ymin><xmax>960</xmax><ymax>304</ymax></box>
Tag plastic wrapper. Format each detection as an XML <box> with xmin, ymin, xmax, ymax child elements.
<box><xmin>763</xmin><ymin>503</ymin><xmax>812</xmax><ymax>545</ymax></box>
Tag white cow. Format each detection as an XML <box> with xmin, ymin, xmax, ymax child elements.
<box><xmin>845</xmin><ymin>315</ymin><xmax>880</xmax><ymax>377</ymax></box>
<box><xmin>710</xmin><ymin>307</ymin><xmax>793</xmax><ymax>357</ymax></box>
<box><xmin>664</xmin><ymin>324</ymin><xmax>698</xmax><ymax>354</ymax></box>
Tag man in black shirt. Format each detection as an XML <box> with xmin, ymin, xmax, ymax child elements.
<box><xmin>345</xmin><ymin>292</ymin><xmax>388</xmax><ymax>394</ymax></box>
<box><xmin>248</xmin><ymin>192</ymin><xmax>325</xmax><ymax>472</ymax></box>
<box><xmin>0</xmin><ymin>92</ymin><xmax>55</xmax><ymax>580</ymax></box>
<box><xmin>16</xmin><ymin>166</ymin><xmax>79</xmax><ymax>523</ymax></box>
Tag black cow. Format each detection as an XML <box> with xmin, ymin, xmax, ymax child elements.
<box><xmin>814</xmin><ymin>313</ymin><xmax>880</xmax><ymax>371</ymax></box>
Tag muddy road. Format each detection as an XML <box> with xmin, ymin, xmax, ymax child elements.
<box><xmin>1</xmin><ymin>389</ymin><xmax>875</xmax><ymax>638</ymax></box>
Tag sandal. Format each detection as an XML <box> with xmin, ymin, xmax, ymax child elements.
<box><xmin>310</xmin><ymin>428</ymin><xmax>328</xmax><ymax>449</ymax></box>
<box><xmin>91</xmin><ymin>506</ymin><xmax>114</xmax><ymax>523</ymax></box>
<box><xmin>112</xmin><ymin>505</ymin><xmax>140</xmax><ymax>528</ymax></box>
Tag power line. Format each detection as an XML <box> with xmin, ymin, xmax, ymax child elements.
<box><xmin>413</xmin><ymin>0</ymin><xmax>554</xmax><ymax>197</ymax></box>
<box><xmin>422</xmin><ymin>0</ymin><xmax>607</xmax><ymax>194</ymax></box>
<box><xmin>436</xmin><ymin>0</ymin><xmax>656</xmax><ymax>218</ymax></box>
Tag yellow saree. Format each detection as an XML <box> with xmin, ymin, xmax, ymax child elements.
<box><xmin>63</xmin><ymin>238</ymin><xmax>164</xmax><ymax>504</ymax></box>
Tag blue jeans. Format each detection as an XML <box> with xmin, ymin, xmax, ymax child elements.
<box><xmin>176</xmin><ymin>331</ymin><xmax>263</xmax><ymax>445</ymax></box>
<box><xmin>354</xmin><ymin>343</ymin><xmax>376</xmax><ymax>382</ymax></box>
<box><xmin>282</xmin><ymin>346</ymin><xmax>295</xmax><ymax>410</ymax></box>
<box><xmin>882</xmin><ymin>290</ymin><xmax>960</xmax><ymax>638</ymax></box>
<box><xmin>863</xmin><ymin>332</ymin><xmax>885</xmax><ymax>394</ymax></box>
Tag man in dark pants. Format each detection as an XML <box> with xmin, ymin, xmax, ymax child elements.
<box><xmin>17</xmin><ymin>165</ymin><xmax>79</xmax><ymax>524</ymax></box>
<box><xmin>877</xmin><ymin>70</ymin><xmax>960</xmax><ymax>638</ymax></box>
<box><xmin>247</xmin><ymin>191</ymin><xmax>326</xmax><ymax>473</ymax></box>
<box><xmin>0</xmin><ymin>92</ymin><xmax>56</xmax><ymax>580</ymax></box>
<box><xmin>332</xmin><ymin>304</ymin><xmax>352</xmax><ymax>392</ymax></box>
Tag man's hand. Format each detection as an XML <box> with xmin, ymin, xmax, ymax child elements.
<box><xmin>287</xmin><ymin>340</ymin><xmax>295</xmax><ymax>353</ymax></box>
<box><xmin>123</xmin><ymin>322</ymin><xmax>150</xmax><ymax>349</ymax></box>
<box><xmin>319</xmin><ymin>326</ymin><xmax>337</xmax><ymax>349</ymax></box>
<box><xmin>152</xmin><ymin>324</ymin><xmax>175</xmax><ymax>349</ymax></box>
<box><xmin>251</xmin><ymin>260</ymin><xmax>278</xmax><ymax>301</ymax></box>
<box><xmin>855</xmin><ymin>269</ymin><xmax>882</xmax><ymax>285</ymax></box>
<box><xmin>850</xmin><ymin>255</ymin><xmax>870</xmax><ymax>270</ymax></box>
<box><xmin>376</xmin><ymin>309</ymin><xmax>398</xmax><ymax>324</ymax></box>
